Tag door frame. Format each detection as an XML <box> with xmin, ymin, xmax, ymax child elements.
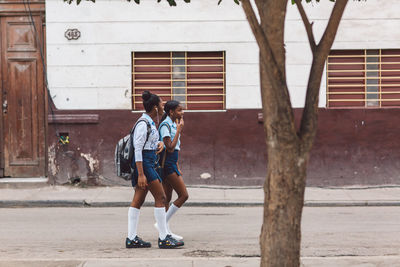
<box><xmin>0</xmin><ymin>1</ymin><xmax>47</xmax><ymax>178</ymax></box>
<box><xmin>0</xmin><ymin>15</ymin><xmax>3</xmax><ymax>177</ymax></box>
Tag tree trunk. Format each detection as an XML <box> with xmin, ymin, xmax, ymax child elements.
<box><xmin>260</xmin><ymin>146</ymin><xmax>308</xmax><ymax>267</ymax></box>
<box><xmin>259</xmin><ymin>58</ymin><xmax>309</xmax><ymax>266</ymax></box>
<box><xmin>255</xmin><ymin>2</ymin><xmax>308</xmax><ymax>264</ymax></box>
<box><xmin>256</xmin><ymin>2</ymin><xmax>310</xmax><ymax>262</ymax></box>
<box><xmin>242</xmin><ymin>1</ymin><xmax>348</xmax><ymax>266</ymax></box>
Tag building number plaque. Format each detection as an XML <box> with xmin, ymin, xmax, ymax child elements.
<box><xmin>65</xmin><ymin>29</ymin><xmax>81</xmax><ymax>40</ymax></box>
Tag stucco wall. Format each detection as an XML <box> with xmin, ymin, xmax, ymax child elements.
<box><xmin>44</xmin><ymin>1</ymin><xmax>400</xmax><ymax>186</ymax></box>
<box><xmin>46</xmin><ymin>0</ymin><xmax>259</xmax><ymax>110</ymax></box>
<box><xmin>46</xmin><ymin>0</ymin><xmax>400</xmax><ymax>110</ymax></box>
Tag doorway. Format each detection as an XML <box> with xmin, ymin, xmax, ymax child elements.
<box><xmin>0</xmin><ymin>5</ymin><xmax>46</xmax><ymax>178</ymax></box>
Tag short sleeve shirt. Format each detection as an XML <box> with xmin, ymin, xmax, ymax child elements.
<box><xmin>159</xmin><ymin>116</ymin><xmax>180</xmax><ymax>151</ymax></box>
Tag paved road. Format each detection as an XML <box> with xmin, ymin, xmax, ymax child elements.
<box><xmin>0</xmin><ymin>206</ymin><xmax>399</xmax><ymax>266</ymax></box>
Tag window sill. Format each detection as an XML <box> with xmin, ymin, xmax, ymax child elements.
<box><xmin>48</xmin><ymin>114</ymin><xmax>99</xmax><ymax>124</ymax></box>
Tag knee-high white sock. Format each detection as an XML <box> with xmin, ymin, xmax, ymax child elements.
<box><xmin>166</xmin><ymin>204</ymin><xmax>179</xmax><ymax>233</ymax></box>
<box><xmin>166</xmin><ymin>203</ymin><xmax>179</xmax><ymax>222</ymax></box>
<box><xmin>154</xmin><ymin>207</ymin><xmax>168</xmax><ymax>240</ymax></box>
<box><xmin>128</xmin><ymin>207</ymin><xmax>140</xmax><ymax>240</ymax></box>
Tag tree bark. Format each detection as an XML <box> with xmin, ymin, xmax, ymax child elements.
<box><xmin>241</xmin><ymin>0</ymin><xmax>348</xmax><ymax>266</ymax></box>
<box><xmin>253</xmin><ymin>1</ymin><xmax>308</xmax><ymax>266</ymax></box>
<box><xmin>259</xmin><ymin>56</ymin><xmax>308</xmax><ymax>267</ymax></box>
<box><xmin>261</xmin><ymin>148</ymin><xmax>308</xmax><ymax>267</ymax></box>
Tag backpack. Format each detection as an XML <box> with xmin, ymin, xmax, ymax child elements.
<box><xmin>115</xmin><ymin>118</ymin><xmax>151</xmax><ymax>180</ymax></box>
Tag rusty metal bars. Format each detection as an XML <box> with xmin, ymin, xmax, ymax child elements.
<box><xmin>327</xmin><ymin>49</ymin><xmax>400</xmax><ymax>107</ymax></box>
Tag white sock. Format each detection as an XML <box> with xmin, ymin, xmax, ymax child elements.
<box><xmin>128</xmin><ymin>207</ymin><xmax>140</xmax><ymax>240</ymax></box>
<box><xmin>166</xmin><ymin>203</ymin><xmax>179</xmax><ymax>223</ymax></box>
<box><xmin>154</xmin><ymin>207</ymin><xmax>168</xmax><ymax>240</ymax></box>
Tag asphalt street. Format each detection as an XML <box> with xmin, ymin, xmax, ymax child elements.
<box><xmin>0</xmin><ymin>206</ymin><xmax>400</xmax><ymax>266</ymax></box>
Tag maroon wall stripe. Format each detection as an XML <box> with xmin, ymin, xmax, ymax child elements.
<box><xmin>48</xmin><ymin>108</ymin><xmax>400</xmax><ymax>187</ymax></box>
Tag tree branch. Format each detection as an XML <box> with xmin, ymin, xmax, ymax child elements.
<box><xmin>294</xmin><ymin>0</ymin><xmax>316</xmax><ymax>52</ymax></box>
<box><xmin>242</xmin><ymin>0</ymin><xmax>298</xmax><ymax>142</ymax></box>
<box><xmin>254</xmin><ymin>0</ymin><xmax>265</xmax><ymax>21</ymax></box>
<box><xmin>299</xmin><ymin>0</ymin><xmax>348</xmax><ymax>152</ymax></box>
<box><xmin>317</xmin><ymin>0</ymin><xmax>348</xmax><ymax>55</ymax></box>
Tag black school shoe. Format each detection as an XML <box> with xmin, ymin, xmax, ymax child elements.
<box><xmin>126</xmin><ymin>236</ymin><xmax>151</xmax><ymax>248</ymax></box>
<box><xmin>158</xmin><ymin>234</ymin><xmax>185</xmax><ymax>249</ymax></box>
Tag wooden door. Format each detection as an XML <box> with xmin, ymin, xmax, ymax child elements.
<box><xmin>0</xmin><ymin>15</ymin><xmax>46</xmax><ymax>177</ymax></box>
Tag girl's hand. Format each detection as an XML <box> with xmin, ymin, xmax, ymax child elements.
<box><xmin>176</xmin><ymin>117</ymin><xmax>184</xmax><ymax>132</ymax></box>
<box><xmin>138</xmin><ymin>174</ymin><xmax>147</xmax><ymax>189</ymax></box>
<box><xmin>156</xmin><ymin>142</ymin><xmax>164</xmax><ymax>154</ymax></box>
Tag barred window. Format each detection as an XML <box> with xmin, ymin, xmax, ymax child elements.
<box><xmin>132</xmin><ymin>51</ymin><xmax>225</xmax><ymax>110</ymax></box>
<box><xmin>327</xmin><ymin>49</ymin><xmax>400</xmax><ymax>108</ymax></box>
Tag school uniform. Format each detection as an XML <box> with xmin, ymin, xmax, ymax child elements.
<box><xmin>159</xmin><ymin>116</ymin><xmax>181</xmax><ymax>177</ymax></box>
<box><xmin>126</xmin><ymin>113</ymin><xmax>183</xmax><ymax>249</ymax></box>
<box><xmin>131</xmin><ymin>113</ymin><xmax>161</xmax><ymax>187</ymax></box>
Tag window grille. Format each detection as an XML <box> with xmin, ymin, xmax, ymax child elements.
<box><xmin>132</xmin><ymin>51</ymin><xmax>225</xmax><ymax>110</ymax></box>
<box><xmin>327</xmin><ymin>49</ymin><xmax>400</xmax><ymax>108</ymax></box>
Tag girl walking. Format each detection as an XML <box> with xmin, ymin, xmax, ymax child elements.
<box><xmin>126</xmin><ymin>91</ymin><xmax>183</xmax><ymax>249</ymax></box>
<box><xmin>156</xmin><ymin>100</ymin><xmax>189</xmax><ymax>241</ymax></box>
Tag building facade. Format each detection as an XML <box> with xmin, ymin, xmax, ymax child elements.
<box><xmin>2</xmin><ymin>0</ymin><xmax>400</xmax><ymax>186</ymax></box>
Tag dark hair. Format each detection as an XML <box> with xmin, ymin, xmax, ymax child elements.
<box><xmin>160</xmin><ymin>100</ymin><xmax>180</xmax><ymax>123</ymax></box>
<box><xmin>142</xmin><ymin>90</ymin><xmax>160</xmax><ymax>113</ymax></box>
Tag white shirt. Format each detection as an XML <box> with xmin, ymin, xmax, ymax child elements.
<box><xmin>133</xmin><ymin>113</ymin><xmax>160</xmax><ymax>162</ymax></box>
<box><xmin>159</xmin><ymin>116</ymin><xmax>180</xmax><ymax>151</ymax></box>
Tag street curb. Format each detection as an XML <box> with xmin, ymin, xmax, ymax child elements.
<box><xmin>1</xmin><ymin>200</ymin><xmax>400</xmax><ymax>208</ymax></box>
<box><xmin>304</xmin><ymin>201</ymin><xmax>400</xmax><ymax>207</ymax></box>
<box><xmin>0</xmin><ymin>257</ymin><xmax>260</xmax><ymax>267</ymax></box>
<box><xmin>0</xmin><ymin>200</ymin><xmax>262</xmax><ymax>208</ymax></box>
<box><xmin>0</xmin><ymin>200</ymin><xmax>88</xmax><ymax>208</ymax></box>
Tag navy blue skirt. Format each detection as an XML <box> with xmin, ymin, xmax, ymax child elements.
<box><xmin>131</xmin><ymin>150</ymin><xmax>162</xmax><ymax>188</ymax></box>
<box><xmin>163</xmin><ymin>150</ymin><xmax>181</xmax><ymax>178</ymax></box>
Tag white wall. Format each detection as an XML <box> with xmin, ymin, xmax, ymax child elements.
<box><xmin>46</xmin><ymin>0</ymin><xmax>400</xmax><ymax>110</ymax></box>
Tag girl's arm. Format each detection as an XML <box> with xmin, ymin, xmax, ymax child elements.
<box><xmin>163</xmin><ymin>133</ymin><xmax>179</xmax><ymax>153</ymax></box>
<box><xmin>133</xmin><ymin>121</ymin><xmax>148</xmax><ymax>189</ymax></box>
<box><xmin>135</xmin><ymin>162</ymin><xmax>147</xmax><ymax>189</ymax></box>
<box><xmin>163</xmin><ymin>118</ymin><xmax>184</xmax><ymax>152</ymax></box>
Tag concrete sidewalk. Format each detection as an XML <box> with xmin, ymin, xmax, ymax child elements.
<box><xmin>1</xmin><ymin>183</ymin><xmax>400</xmax><ymax>207</ymax></box>
<box><xmin>2</xmin><ymin>256</ymin><xmax>400</xmax><ymax>267</ymax></box>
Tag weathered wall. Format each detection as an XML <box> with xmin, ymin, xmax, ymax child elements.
<box><xmin>46</xmin><ymin>0</ymin><xmax>400</xmax><ymax>110</ymax></box>
<box><xmin>309</xmin><ymin>109</ymin><xmax>400</xmax><ymax>186</ymax></box>
<box><xmin>48</xmin><ymin>110</ymin><xmax>266</xmax><ymax>186</ymax></box>
<box><xmin>45</xmin><ymin>0</ymin><xmax>400</xmax><ymax>186</ymax></box>
<box><xmin>48</xmin><ymin>109</ymin><xmax>400</xmax><ymax>187</ymax></box>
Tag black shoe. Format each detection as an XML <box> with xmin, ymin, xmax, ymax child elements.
<box><xmin>126</xmin><ymin>236</ymin><xmax>151</xmax><ymax>248</ymax></box>
<box><xmin>158</xmin><ymin>234</ymin><xmax>184</xmax><ymax>249</ymax></box>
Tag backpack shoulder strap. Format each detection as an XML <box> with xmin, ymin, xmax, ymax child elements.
<box><xmin>132</xmin><ymin>118</ymin><xmax>152</xmax><ymax>144</ymax></box>
<box><xmin>144</xmin><ymin>120</ymin><xmax>151</xmax><ymax>143</ymax></box>
<box><xmin>159</xmin><ymin>121</ymin><xmax>171</xmax><ymax>135</ymax></box>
